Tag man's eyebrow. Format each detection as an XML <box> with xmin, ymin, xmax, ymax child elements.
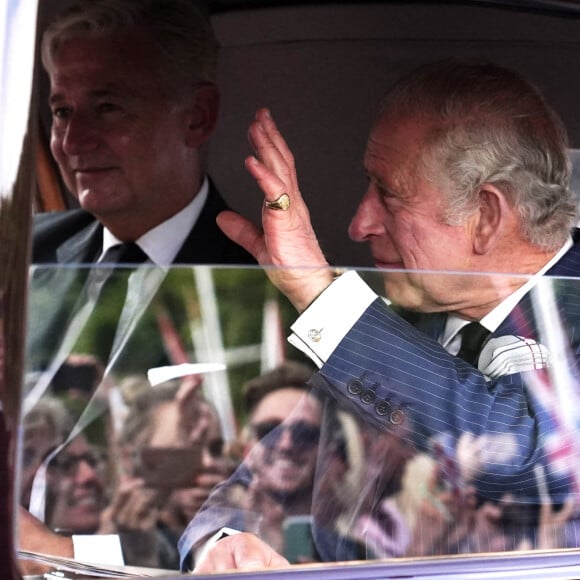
<box><xmin>49</xmin><ymin>86</ymin><xmax>134</xmax><ymax>105</ymax></box>
<box><xmin>49</xmin><ymin>92</ymin><xmax>66</xmax><ymax>106</ymax></box>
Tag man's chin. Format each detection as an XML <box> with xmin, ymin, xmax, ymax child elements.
<box><xmin>77</xmin><ymin>189</ymin><xmax>124</xmax><ymax>216</ymax></box>
<box><xmin>383</xmin><ymin>273</ymin><xmax>419</xmax><ymax>306</ymax></box>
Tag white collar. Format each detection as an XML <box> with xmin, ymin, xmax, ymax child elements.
<box><xmin>99</xmin><ymin>177</ymin><xmax>209</xmax><ymax>266</ymax></box>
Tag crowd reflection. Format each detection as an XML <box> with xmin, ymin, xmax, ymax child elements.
<box><xmin>19</xmin><ymin>356</ymin><xmax>580</xmax><ymax>571</ymax></box>
<box><xmin>20</xmin><ymin>366</ymin><xmax>238</xmax><ymax>569</ymax></box>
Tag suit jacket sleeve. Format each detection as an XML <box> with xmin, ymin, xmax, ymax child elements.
<box><xmin>308</xmin><ymin>297</ymin><xmax>572</xmax><ymax>503</ymax></box>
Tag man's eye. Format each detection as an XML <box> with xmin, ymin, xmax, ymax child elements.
<box><xmin>52</xmin><ymin>107</ymin><xmax>71</xmax><ymax>120</ymax></box>
<box><xmin>207</xmin><ymin>439</ymin><xmax>224</xmax><ymax>458</ymax></box>
<box><xmin>372</xmin><ymin>182</ymin><xmax>391</xmax><ymax>199</ymax></box>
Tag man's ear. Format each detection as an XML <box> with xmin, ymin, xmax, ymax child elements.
<box><xmin>185</xmin><ymin>84</ymin><xmax>220</xmax><ymax>148</ymax></box>
<box><xmin>472</xmin><ymin>184</ymin><xmax>508</xmax><ymax>254</ymax></box>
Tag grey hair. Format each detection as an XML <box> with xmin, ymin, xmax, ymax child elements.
<box><xmin>41</xmin><ymin>0</ymin><xmax>218</xmax><ymax>93</ymax></box>
<box><xmin>379</xmin><ymin>60</ymin><xmax>576</xmax><ymax>251</ymax></box>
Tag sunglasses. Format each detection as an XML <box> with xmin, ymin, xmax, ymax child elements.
<box><xmin>251</xmin><ymin>419</ymin><xmax>321</xmax><ymax>450</ymax></box>
<box><xmin>49</xmin><ymin>450</ymin><xmax>104</xmax><ymax>476</ymax></box>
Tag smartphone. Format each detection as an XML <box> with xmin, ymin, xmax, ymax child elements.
<box><xmin>138</xmin><ymin>444</ymin><xmax>203</xmax><ymax>488</ymax></box>
<box><xmin>283</xmin><ymin>515</ymin><xmax>315</xmax><ymax>563</ymax></box>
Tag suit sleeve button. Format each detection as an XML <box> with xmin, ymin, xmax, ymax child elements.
<box><xmin>390</xmin><ymin>409</ymin><xmax>405</xmax><ymax>425</ymax></box>
<box><xmin>361</xmin><ymin>389</ymin><xmax>376</xmax><ymax>404</ymax></box>
<box><xmin>347</xmin><ymin>378</ymin><xmax>363</xmax><ymax>395</ymax></box>
<box><xmin>375</xmin><ymin>400</ymin><xmax>391</xmax><ymax>416</ymax></box>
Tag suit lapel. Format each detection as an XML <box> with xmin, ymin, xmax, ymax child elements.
<box><xmin>56</xmin><ymin>219</ymin><xmax>103</xmax><ymax>263</ymax></box>
<box><xmin>174</xmin><ymin>180</ymin><xmax>227</xmax><ymax>264</ymax></box>
<box><xmin>173</xmin><ymin>180</ymin><xmax>254</xmax><ymax>265</ymax></box>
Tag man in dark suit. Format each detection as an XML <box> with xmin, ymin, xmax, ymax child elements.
<box><xmin>32</xmin><ymin>0</ymin><xmax>253</xmax><ymax>268</ymax></box>
<box><xmin>32</xmin><ymin>178</ymin><xmax>253</xmax><ymax>266</ymax></box>
<box><xmin>185</xmin><ymin>61</ymin><xmax>580</xmax><ymax>572</ymax></box>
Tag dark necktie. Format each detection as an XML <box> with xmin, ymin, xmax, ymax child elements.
<box><xmin>456</xmin><ymin>322</ymin><xmax>490</xmax><ymax>365</ymax></box>
<box><xmin>100</xmin><ymin>242</ymin><xmax>148</xmax><ymax>265</ymax></box>
<box><xmin>95</xmin><ymin>243</ymin><xmax>148</xmax><ymax>360</ymax></box>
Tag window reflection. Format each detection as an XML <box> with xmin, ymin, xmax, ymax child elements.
<box><xmin>18</xmin><ymin>266</ymin><xmax>580</xmax><ymax>575</ymax></box>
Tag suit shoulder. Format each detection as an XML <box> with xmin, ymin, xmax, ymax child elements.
<box><xmin>32</xmin><ymin>209</ymin><xmax>96</xmax><ymax>263</ymax></box>
<box><xmin>34</xmin><ymin>209</ymin><xmax>95</xmax><ymax>235</ymax></box>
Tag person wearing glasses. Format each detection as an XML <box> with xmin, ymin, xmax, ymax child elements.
<box><xmin>242</xmin><ymin>361</ymin><xmax>323</xmax><ymax>516</ymax></box>
<box><xmin>45</xmin><ymin>434</ymin><xmax>108</xmax><ymax>537</ymax></box>
<box><xmin>95</xmin><ymin>378</ymin><xmax>235</xmax><ymax>569</ymax></box>
<box><xmin>182</xmin><ymin>362</ymin><xmax>365</xmax><ymax>567</ymax></box>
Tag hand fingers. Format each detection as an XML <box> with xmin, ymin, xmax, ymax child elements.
<box><xmin>247</xmin><ymin>131</ymin><xmax>292</xmax><ymax>201</ymax></box>
<box><xmin>240</xmin><ymin>109</ymin><xmax>332</xmax><ymax>309</ymax></box>
<box><xmin>248</xmin><ymin>109</ymin><xmax>298</xmax><ymax>195</ymax></box>
<box><xmin>254</xmin><ymin>109</ymin><xmax>293</xmax><ymax>164</ymax></box>
<box><xmin>176</xmin><ymin>375</ymin><xmax>203</xmax><ymax>407</ymax></box>
<box><xmin>245</xmin><ymin>154</ymin><xmax>301</xmax><ymax>216</ymax></box>
<box><xmin>217</xmin><ymin>210</ymin><xmax>267</xmax><ymax>263</ymax></box>
<box><xmin>247</xmin><ymin>110</ymin><xmax>305</xmax><ymax>212</ymax></box>
<box><xmin>108</xmin><ymin>478</ymin><xmax>144</xmax><ymax>510</ymax></box>
<box><xmin>425</xmin><ymin>464</ymin><xmax>440</xmax><ymax>494</ymax></box>
<box><xmin>556</xmin><ymin>497</ymin><xmax>576</xmax><ymax>523</ymax></box>
<box><xmin>254</xmin><ymin>108</ymin><xmax>299</xmax><ymax>193</ymax></box>
<box><xmin>107</xmin><ymin>479</ymin><xmax>160</xmax><ymax>530</ymax></box>
<box><xmin>246</xmin><ymin>155</ymin><xmax>324</xmax><ymax>266</ymax></box>
<box><xmin>115</xmin><ymin>495</ymin><xmax>158</xmax><ymax>530</ymax></box>
<box><xmin>118</xmin><ymin>493</ymin><xmax>158</xmax><ymax>526</ymax></box>
<box><xmin>477</xmin><ymin>501</ymin><xmax>503</xmax><ymax>523</ymax></box>
<box><xmin>539</xmin><ymin>494</ymin><xmax>575</xmax><ymax>526</ymax></box>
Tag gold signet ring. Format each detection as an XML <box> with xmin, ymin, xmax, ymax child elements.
<box><xmin>264</xmin><ymin>193</ymin><xmax>291</xmax><ymax>211</ymax></box>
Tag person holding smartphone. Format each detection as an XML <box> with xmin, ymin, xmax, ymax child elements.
<box><xmin>96</xmin><ymin>378</ymin><xmax>234</xmax><ymax>569</ymax></box>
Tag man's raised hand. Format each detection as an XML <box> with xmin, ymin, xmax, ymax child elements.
<box><xmin>217</xmin><ymin>109</ymin><xmax>334</xmax><ymax>312</ymax></box>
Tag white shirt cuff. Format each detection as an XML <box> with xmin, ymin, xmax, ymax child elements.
<box><xmin>72</xmin><ymin>534</ymin><xmax>124</xmax><ymax>566</ymax></box>
<box><xmin>289</xmin><ymin>271</ymin><xmax>377</xmax><ymax>367</ymax></box>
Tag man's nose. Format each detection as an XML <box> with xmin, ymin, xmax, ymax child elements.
<box><xmin>60</xmin><ymin>112</ymin><xmax>100</xmax><ymax>156</ymax></box>
<box><xmin>73</xmin><ymin>458</ymin><xmax>99</xmax><ymax>484</ymax></box>
<box><xmin>275</xmin><ymin>426</ymin><xmax>294</xmax><ymax>451</ymax></box>
<box><xmin>201</xmin><ymin>446</ymin><xmax>219</xmax><ymax>469</ymax></box>
<box><xmin>348</xmin><ymin>188</ymin><xmax>385</xmax><ymax>242</ymax></box>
